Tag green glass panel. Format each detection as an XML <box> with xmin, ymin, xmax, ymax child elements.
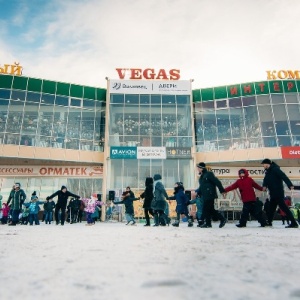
<box><xmin>283</xmin><ymin>80</ymin><xmax>297</xmax><ymax>93</ymax></box>
<box><xmin>56</xmin><ymin>82</ymin><xmax>70</xmax><ymax>96</ymax></box>
<box><xmin>42</xmin><ymin>80</ymin><xmax>56</xmax><ymax>94</ymax></box>
<box><xmin>241</xmin><ymin>82</ymin><xmax>255</xmax><ymax>96</ymax></box>
<box><xmin>192</xmin><ymin>90</ymin><xmax>201</xmax><ymax>102</ymax></box>
<box><xmin>27</xmin><ymin>78</ymin><xmax>42</xmax><ymax>92</ymax></box>
<box><xmin>227</xmin><ymin>84</ymin><xmax>241</xmax><ymax>98</ymax></box>
<box><xmin>214</xmin><ymin>86</ymin><xmax>227</xmax><ymax>99</ymax></box>
<box><xmin>84</xmin><ymin>86</ymin><xmax>96</xmax><ymax>100</ymax></box>
<box><xmin>96</xmin><ymin>88</ymin><xmax>106</xmax><ymax>101</ymax></box>
<box><xmin>296</xmin><ymin>80</ymin><xmax>300</xmax><ymax>93</ymax></box>
<box><xmin>0</xmin><ymin>74</ymin><xmax>13</xmax><ymax>88</ymax></box>
<box><xmin>70</xmin><ymin>84</ymin><xmax>83</xmax><ymax>98</ymax></box>
<box><xmin>269</xmin><ymin>80</ymin><xmax>283</xmax><ymax>93</ymax></box>
<box><xmin>12</xmin><ymin>76</ymin><xmax>27</xmax><ymax>90</ymax></box>
<box><xmin>254</xmin><ymin>81</ymin><xmax>270</xmax><ymax>95</ymax></box>
<box><xmin>201</xmin><ymin>88</ymin><xmax>214</xmax><ymax>101</ymax></box>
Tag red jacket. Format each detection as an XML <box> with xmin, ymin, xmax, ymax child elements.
<box><xmin>224</xmin><ymin>169</ymin><xmax>263</xmax><ymax>203</ymax></box>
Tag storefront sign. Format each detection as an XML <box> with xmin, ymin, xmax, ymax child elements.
<box><xmin>0</xmin><ymin>165</ymin><xmax>103</xmax><ymax>177</ymax></box>
<box><xmin>281</xmin><ymin>146</ymin><xmax>300</xmax><ymax>159</ymax></box>
<box><xmin>116</xmin><ymin>68</ymin><xmax>180</xmax><ymax>80</ymax></box>
<box><xmin>166</xmin><ymin>147</ymin><xmax>191</xmax><ymax>158</ymax></box>
<box><xmin>110</xmin><ymin>80</ymin><xmax>191</xmax><ymax>95</ymax></box>
<box><xmin>0</xmin><ymin>62</ymin><xmax>23</xmax><ymax>76</ymax></box>
<box><xmin>267</xmin><ymin>70</ymin><xmax>300</xmax><ymax>80</ymax></box>
<box><xmin>110</xmin><ymin>147</ymin><xmax>137</xmax><ymax>159</ymax></box>
<box><xmin>137</xmin><ymin>147</ymin><xmax>166</xmax><ymax>159</ymax></box>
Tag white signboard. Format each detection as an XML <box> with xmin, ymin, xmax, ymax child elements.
<box><xmin>137</xmin><ymin>147</ymin><xmax>167</xmax><ymax>159</ymax></box>
<box><xmin>208</xmin><ymin>166</ymin><xmax>300</xmax><ymax>179</ymax></box>
<box><xmin>109</xmin><ymin>80</ymin><xmax>191</xmax><ymax>95</ymax></box>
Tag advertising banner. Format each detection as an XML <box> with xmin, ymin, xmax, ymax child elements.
<box><xmin>281</xmin><ymin>146</ymin><xmax>300</xmax><ymax>159</ymax></box>
<box><xmin>109</xmin><ymin>80</ymin><xmax>191</xmax><ymax>95</ymax></box>
<box><xmin>0</xmin><ymin>165</ymin><xmax>103</xmax><ymax>177</ymax></box>
<box><xmin>166</xmin><ymin>147</ymin><xmax>191</xmax><ymax>159</ymax></box>
<box><xmin>137</xmin><ymin>147</ymin><xmax>166</xmax><ymax>159</ymax></box>
<box><xmin>110</xmin><ymin>146</ymin><xmax>137</xmax><ymax>159</ymax></box>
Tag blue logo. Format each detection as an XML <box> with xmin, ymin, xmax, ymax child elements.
<box><xmin>110</xmin><ymin>147</ymin><xmax>137</xmax><ymax>159</ymax></box>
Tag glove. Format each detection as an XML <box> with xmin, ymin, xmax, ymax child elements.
<box><xmin>46</xmin><ymin>197</ymin><xmax>50</xmax><ymax>200</ymax></box>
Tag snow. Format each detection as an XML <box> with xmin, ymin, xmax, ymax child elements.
<box><xmin>0</xmin><ymin>220</ymin><xmax>299</xmax><ymax>300</ymax></box>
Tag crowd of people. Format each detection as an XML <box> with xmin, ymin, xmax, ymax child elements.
<box><xmin>1</xmin><ymin>158</ymin><xmax>300</xmax><ymax>228</ymax></box>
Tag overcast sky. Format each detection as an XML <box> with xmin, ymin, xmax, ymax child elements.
<box><xmin>0</xmin><ymin>0</ymin><xmax>299</xmax><ymax>89</ymax></box>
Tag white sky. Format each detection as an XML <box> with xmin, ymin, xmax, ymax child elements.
<box><xmin>0</xmin><ymin>0</ymin><xmax>299</xmax><ymax>89</ymax></box>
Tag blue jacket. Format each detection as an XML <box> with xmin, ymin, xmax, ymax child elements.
<box><xmin>168</xmin><ymin>187</ymin><xmax>189</xmax><ymax>215</ymax></box>
<box><xmin>23</xmin><ymin>200</ymin><xmax>45</xmax><ymax>214</ymax></box>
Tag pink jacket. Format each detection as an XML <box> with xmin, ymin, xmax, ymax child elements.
<box><xmin>1</xmin><ymin>203</ymin><xmax>10</xmax><ymax>217</ymax></box>
<box><xmin>81</xmin><ymin>198</ymin><xmax>104</xmax><ymax>213</ymax></box>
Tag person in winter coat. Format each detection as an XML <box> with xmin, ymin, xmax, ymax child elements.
<box><xmin>113</xmin><ymin>191</ymin><xmax>140</xmax><ymax>225</ymax></box>
<box><xmin>196</xmin><ymin>162</ymin><xmax>227</xmax><ymax>228</ymax></box>
<box><xmin>278</xmin><ymin>196</ymin><xmax>292</xmax><ymax>225</ymax></box>
<box><xmin>43</xmin><ymin>198</ymin><xmax>56</xmax><ymax>225</ymax></box>
<box><xmin>168</xmin><ymin>182</ymin><xmax>192</xmax><ymax>227</ymax></box>
<box><xmin>224</xmin><ymin>169</ymin><xmax>266</xmax><ymax>227</ymax></box>
<box><xmin>140</xmin><ymin>177</ymin><xmax>154</xmax><ymax>226</ymax></box>
<box><xmin>81</xmin><ymin>197</ymin><xmax>104</xmax><ymax>226</ymax></box>
<box><xmin>46</xmin><ymin>186</ymin><xmax>80</xmax><ymax>226</ymax></box>
<box><xmin>261</xmin><ymin>158</ymin><xmax>298</xmax><ymax>228</ymax></box>
<box><xmin>126</xmin><ymin>186</ymin><xmax>135</xmax><ymax>199</ymax></box>
<box><xmin>1</xmin><ymin>202</ymin><xmax>10</xmax><ymax>224</ymax></box>
<box><xmin>22</xmin><ymin>192</ymin><xmax>45</xmax><ymax>225</ymax></box>
<box><xmin>7</xmin><ymin>183</ymin><xmax>27</xmax><ymax>226</ymax></box>
<box><xmin>151</xmin><ymin>174</ymin><xmax>169</xmax><ymax>226</ymax></box>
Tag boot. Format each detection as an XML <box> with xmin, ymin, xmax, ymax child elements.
<box><xmin>219</xmin><ymin>218</ymin><xmax>227</xmax><ymax>228</ymax></box>
<box><xmin>200</xmin><ymin>223</ymin><xmax>212</xmax><ymax>228</ymax></box>
<box><xmin>172</xmin><ymin>220</ymin><xmax>179</xmax><ymax>227</ymax></box>
<box><xmin>197</xmin><ymin>220</ymin><xmax>204</xmax><ymax>227</ymax></box>
<box><xmin>285</xmin><ymin>223</ymin><xmax>299</xmax><ymax>228</ymax></box>
<box><xmin>188</xmin><ymin>216</ymin><xmax>194</xmax><ymax>227</ymax></box>
<box><xmin>153</xmin><ymin>215</ymin><xmax>159</xmax><ymax>226</ymax></box>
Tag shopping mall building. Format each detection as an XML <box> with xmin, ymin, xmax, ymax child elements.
<box><xmin>1</xmin><ymin>68</ymin><xmax>300</xmax><ymax>214</ymax></box>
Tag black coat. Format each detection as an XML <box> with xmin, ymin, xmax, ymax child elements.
<box><xmin>197</xmin><ymin>169</ymin><xmax>225</xmax><ymax>201</ymax></box>
<box><xmin>47</xmin><ymin>190</ymin><xmax>80</xmax><ymax>207</ymax></box>
<box><xmin>114</xmin><ymin>196</ymin><xmax>139</xmax><ymax>214</ymax></box>
<box><xmin>262</xmin><ymin>162</ymin><xmax>293</xmax><ymax>199</ymax></box>
<box><xmin>140</xmin><ymin>185</ymin><xmax>153</xmax><ymax>209</ymax></box>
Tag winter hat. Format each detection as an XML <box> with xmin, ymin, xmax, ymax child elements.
<box><xmin>261</xmin><ymin>158</ymin><xmax>272</xmax><ymax>165</ymax></box>
<box><xmin>32</xmin><ymin>191</ymin><xmax>37</xmax><ymax>196</ymax></box>
<box><xmin>153</xmin><ymin>174</ymin><xmax>162</xmax><ymax>181</ymax></box>
<box><xmin>31</xmin><ymin>191</ymin><xmax>38</xmax><ymax>200</ymax></box>
<box><xmin>197</xmin><ymin>162</ymin><xmax>206</xmax><ymax>169</ymax></box>
<box><xmin>61</xmin><ymin>185</ymin><xmax>67</xmax><ymax>190</ymax></box>
<box><xmin>238</xmin><ymin>169</ymin><xmax>245</xmax><ymax>175</ymax></box>
<box><xmin>145</xmin><ymin>177</ymin><xmax>153</xmax><ymax>186</ymax></box>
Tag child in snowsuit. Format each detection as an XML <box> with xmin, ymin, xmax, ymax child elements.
<box><xmin>168</xmin><ymin>182</ymin><xmax>192</xmax><ymax>227</ymax></box>
<box><xmin>43</xmin><ymin>198</ymin><xmax>56</xmax><ymax>224</ymax></box>
<box><xmin>22</xmin><ymin>192</ymin><xmax>45</xmax><ymax>225</ymax></box>
<box><xmin>278</xmin><ymin>196</ymin><xmax>292</xmax><ymax>225</ymax></box>
<box><xmin>81</xmin><ymin>197</ymin><xmax>104</xmax><ymax>226</ymax></box>
<box><xmin>1</xmin><ymin>202</ymin><xmax>10</xmax><ymax>224</ymax></box>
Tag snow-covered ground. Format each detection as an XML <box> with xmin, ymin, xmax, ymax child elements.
<box><xmin>0</xmin><ymin>220</ymin><xmax>299</xmax><ymax>300</ymax></box>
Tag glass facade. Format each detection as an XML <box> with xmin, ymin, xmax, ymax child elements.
<box><xmin>108</xmin><ymin>92</ymin><xmax>194</xmax><ymax>190</ymax></box>
<box><xmin>194</xmin><ymin>81</ymin><xmax>300</xmax><ymax>151</ymax></box>
<box><xmin>0</xmin><ymin>74</ymin><xmax>106</xmax><ymax>150</ymax></box>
